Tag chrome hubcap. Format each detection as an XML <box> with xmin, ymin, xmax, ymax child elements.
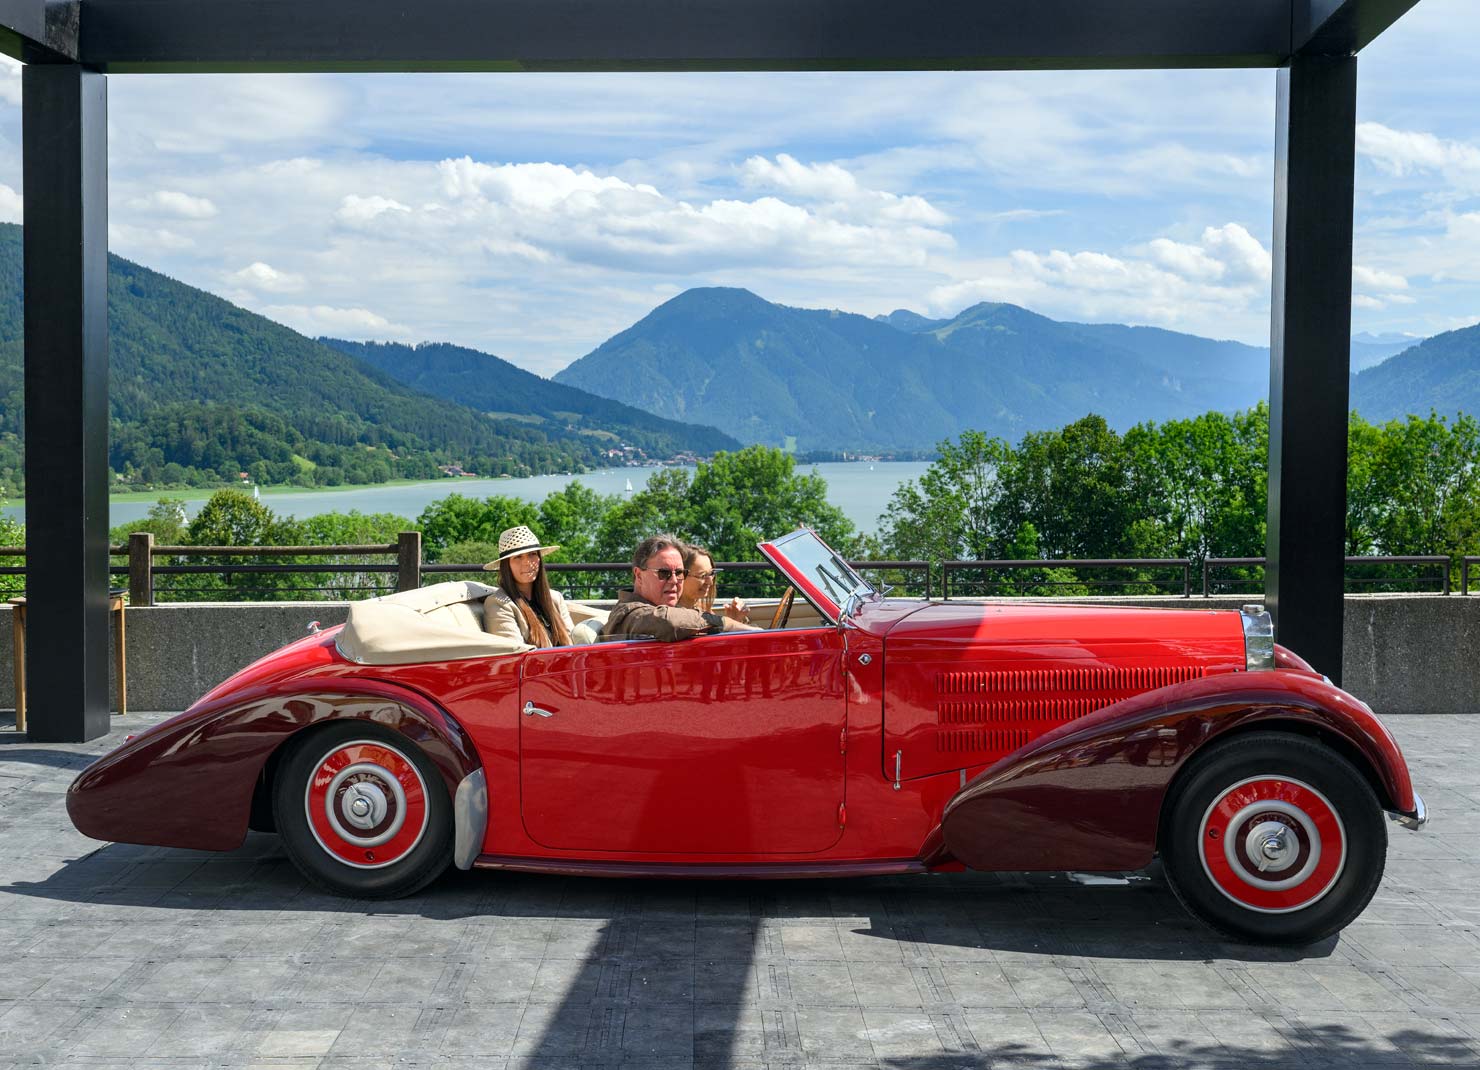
<box><xmin>1248</xmin><ymin>820</ymin><xmax>1294</xmax><ymax>872</ymax></box>
<box><xmin>344</xmin><ymin>782</ymin><xmax>388</xmax><ymax>830</ymax></box>
<box><xmin>324</xmin><ymin>761</ymin><xmax>408</xmax><ymax>848</ymax></box>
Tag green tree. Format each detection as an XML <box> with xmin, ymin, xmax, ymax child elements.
<box><xmin>879</xmin><ymin>430</ymin><xmax>1009</xmax><ymax>563</ymax></box>
<box><xmin>416</xmin><ymin>494</ymin><xmax>539</xmax><ymax>559</ymax></box>
<box><xmin>186</xmin><ymin>489</ymin><xmax>282</xmax><ymax>546</ymax></box>
<box><xmin>538</xmin><ymin>482</ymin><xmax>619</xmax><ymax>564</ymax></box>
<box><xmin>594</xmin><ymin>468</ymin><xmax>696</xmax><ymax>561</ymax></box>
<box><xmin>686</xmin><ymin>446</ymin><xmax>855</xmax><ymax>562</ymax></box>
<box><xmin>1347</xmin><ymin>412</ymin><xmax>1480</xmax><ymax>575</ymax></box>
<box><xmin>992</xmin><ymin>414</ymin><xmax>1133</xmax><ymax>559</ymax></box>
<box><xmin>0</xmin><ymin>515</ymin><xmax>23</xmax><ymax>597</ymax></box>
<box><xmin>109</xmin><ymin>498</ymin><xmax>189</xmax><ymax>545</ymax></box>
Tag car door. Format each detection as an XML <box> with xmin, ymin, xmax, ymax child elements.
<box><xmin>519</xmin><ymin>628</ymin><xmax>847</xmax><ymax>856</ymax></box>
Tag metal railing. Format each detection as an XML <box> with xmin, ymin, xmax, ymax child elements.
<box><xmin>427</xmin><ymin>559</ymin><xmax>933</xmax><ymax>601</ymax></box>
<box><xmin>942</xmin><ymin>558</ymin><xmax>1193</xmax><ymax>598</ymax></box>
<box><xmin>1202</xmin><ymin>556</ymin><xmax>1452</xmax><ymax>597</ymax></box>
<box><xmin>0</xmin><ymin>536</ymin><xmax>1469</xmax><ymax>603</ymax></box>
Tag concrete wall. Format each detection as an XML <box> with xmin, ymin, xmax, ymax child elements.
<box><xmin>0</xmin><ymin>595</ymin><xmax>1474</xmax><ymax>716</ymax></box>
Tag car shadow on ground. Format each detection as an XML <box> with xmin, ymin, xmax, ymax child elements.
<box><xmin>9</xmin><ymin>835</ymin><xmax>1335</xmax><ymax>963</ymax></box>
<box><xmin>871</xmin><ymin>1027</ymin><xmax>1478</xmax><ymax>1069</ymax></box>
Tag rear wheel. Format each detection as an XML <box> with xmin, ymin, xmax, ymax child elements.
<box><xmin>273</xmin><ymin>722</ymin><xmax>453</xmax><ymax>898</ymax></box>
<box><xmin>1160</xmin><ymin>732</ymin><xmax>1386</xmax><ymax>944</ymax></box>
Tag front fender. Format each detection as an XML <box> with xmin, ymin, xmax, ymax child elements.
<box><xmin>938</xmin><ymin>670</ymin><xmax>1414</xmax><ymax>872</ymax></box>
<box><xmin>67</xmin><ymin>682</ymin><xmax>482</xmax><ymax>852</ymax></box>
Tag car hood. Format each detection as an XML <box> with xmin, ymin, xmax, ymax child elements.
<box><xmin>863</xmin><ymin>598</ymin><xmax>1241</xmax><ymax>646</ymax></box>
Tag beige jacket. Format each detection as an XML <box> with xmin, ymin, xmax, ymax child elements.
<box><xmin>601</xmin><ymin>589</ymin><xmax>757</xmax><ymax>641</ymax></box>
<box><xmin>483</xmin><ymin>586</ymin><xmax>576</xmax><ymax>647</ymax></box>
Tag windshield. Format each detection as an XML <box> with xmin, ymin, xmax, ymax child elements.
<box><xmin>757</xmin><ymin>528</ymin><xmax>875</xmax><ymax>622</ymax></box>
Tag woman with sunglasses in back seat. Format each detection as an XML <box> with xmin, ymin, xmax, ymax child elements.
<box><xmin>679</xmin><ymin>543</ymin><xmax>751</xmax><ymax>624</ymax></box>
<box><xmin>601</xmin><ymin>534</ymin><xmax>759</xmax><ymax>641</ymax></box>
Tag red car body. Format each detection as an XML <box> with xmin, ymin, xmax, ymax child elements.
<box><xmin>68</xmin><ymin>531</ymin><xmax>1425</xmax><ymax>941</ymax></box>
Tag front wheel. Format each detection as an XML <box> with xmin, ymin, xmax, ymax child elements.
<box><xmin>274</xmin><ymin>722</ymin><xmax>453</xmax><ymax>898</ymax></box>
<box><xmin>1160</xmin><ymin>732</ymin><xmax>1386</xmax><ymax>944</ymax></box>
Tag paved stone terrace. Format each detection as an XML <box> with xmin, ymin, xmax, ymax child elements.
<box><xmin>1</xmin><ymin>712</ymin><xmax>1477</xmax><ymax>1069</ymax></box>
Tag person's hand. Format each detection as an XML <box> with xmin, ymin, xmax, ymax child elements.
<box><xmin>723</xmin><ymin>597</ymin><xmax>750</xmax><ymax>623</ymax></box>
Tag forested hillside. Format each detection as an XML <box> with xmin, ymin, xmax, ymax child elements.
<box><xmin>1351</xmin><ymin>323</ymin><xmax>1480</xmax><ymax>422</ymax></box>
<box><xmin>0</xmin><ymin>224</ymin><xmax>714</xmax><ymax>494</ymax></box>
<box><xmin>322</xmin><ymin>339</ymin><xmax>738</xmax><ymax>458</ymax></box>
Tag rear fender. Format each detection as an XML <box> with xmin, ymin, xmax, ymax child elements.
<box><xmin>938</xmin><ymin>670</ymin><xmax>1413</xmax><ymax>872</ymax></box>
<box><xmin>67</xmin><ymin>682</ymin><xmax>481</xmax><ymax>853</ymax></box>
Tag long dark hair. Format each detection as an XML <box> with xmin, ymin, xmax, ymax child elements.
<box><xmin>497</xmin><ymin>554</ymin><xmax>570</xmax><ymax>647</ymax></box>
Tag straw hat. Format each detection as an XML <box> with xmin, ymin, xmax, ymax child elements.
<box><xmin>482</xmin><ymin>525</ymin><xmax>560</xmax><ymax>570</ymax></box>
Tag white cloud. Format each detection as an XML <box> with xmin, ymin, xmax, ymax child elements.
<box><xmin>261</xmin><ymin>304</ymin><xmax>411</xmax><ymax>338</ymax></box>
<box><xmin>0</xmin><ymin>56</ymin><xmax>20</xmax><ymax>107</ymax></box>
<box><xmin>230</xmin><ymin>261</ymin><xmax>305</xmax><ymax>294</ymax></box>
<box><xmin>429</xmin><ymin>156</ymin><xmax>952</xmax><ymax>272</ymax></box>
<box><xmin>926</xmin><ymin>223</ymin><xmax>1273</xmax><ymax>339</ymax></box>
<box><xmin>108</xmin><ymin>223</ymin><xmax>194</xmax><ymax>254</ymax></box>
<box><xmin>336</xmin><ymin>194</ymin><xmax>412</xmax><ymax>226</ymax></box>
<box><xmin>0</xmin><ymin>183</ymin><xmax>21</xmax><ymax>224</ymax></box>
<box><xmin>130</xmin><ymin>190</ymin><xmax>219</xmax><ymax>219</ymax></box>
<box><xmin>739</xmin><ymin>153</ymin><xmax>948</xmax><ymax>224</ymax></box>
<box><xmin>1356</xmin><ymin>121</ymin><xmax>1480</xmax><ymax>177</ymax></box>
<box><xmin>112</xmin><ymin>75</ymin><xmax>348</xmax><ymax>157</ymax></box>
<box><xmin>1353</xmin><ymin>265</ymin><xmax>1409</xmax><ymax>292</ymax></box>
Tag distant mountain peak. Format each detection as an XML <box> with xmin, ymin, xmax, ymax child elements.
<box><xmin>552</xmin><ymin>285</ymin><xmax>1275</xmax><ymax>452</ymax></box>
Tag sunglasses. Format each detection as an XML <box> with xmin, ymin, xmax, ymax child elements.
<box><xmin>691</xmin><ymin>569</ymin><xmax>720</xmax><ymax>581</ymax></box>
<box><xmin>641</xmin><ymin>567</ymin><xmax>688</xmax><ymax>581</ymax></box>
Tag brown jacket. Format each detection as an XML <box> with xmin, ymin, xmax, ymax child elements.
<box><xmin>602</xmin><ymin>589</ymin><xmax>757</xmax><ymax>641</ymax></box>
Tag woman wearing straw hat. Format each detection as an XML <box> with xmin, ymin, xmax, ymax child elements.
<box><xmin>482</xmin><ymin>525</ymin><xmax>575</xmax><ymax>648</ymax></box>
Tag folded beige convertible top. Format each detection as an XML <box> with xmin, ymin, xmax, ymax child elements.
<box><xmin>337</xmin><ymin>580</ymin><xmax>611</xmax><ymax>665</ymax></box>
<box><xmin>337</xmin><ymin>581</ymin><xmax>528</xmax><ymax>664</ymax></box>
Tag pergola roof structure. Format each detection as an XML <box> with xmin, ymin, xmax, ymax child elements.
<box><xmin>1</xmin><ymin>0</ymin><xmax>1425</xmax><ymax>740</ymax></box>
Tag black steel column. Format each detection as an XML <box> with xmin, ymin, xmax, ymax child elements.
<box><xmin>1267</xmin><ymin>54</ymin><xmax>1356</xmax><ymax>684</ymax></box>
<box><xmin>22</xmin><ymin>63</ymin><xmax>111</xmax><ymax>741</ymax></box>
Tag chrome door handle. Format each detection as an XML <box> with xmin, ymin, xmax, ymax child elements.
<box><xmin>522</xmin><ymin>701</ymin><xmax>554</xmax><ymax>718</ymax></box>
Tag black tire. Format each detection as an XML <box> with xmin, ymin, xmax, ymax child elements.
<box><xmin>1160</xmin><ymin>731</ymin><xmax>1386</xmax><ymax>944</ymax></box>
<box><xmin>273</xmin><ymin>721</ymin><xmax>454</xmax><ymax>898</ymax></box>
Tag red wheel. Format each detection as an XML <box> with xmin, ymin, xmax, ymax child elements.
<box><xmin>275</xmin><ymin>723</ymin><xmax>452</xmax><ymax>898</ymax></box>
<box><xmin>1197</xmin><ymin>776</ymin><xmax>1345</xmax><ymax>914</ymax></box>
<box><xmin>1161</xmin><ymin>732</ymin><xmax>1385</xmax><ymax>944</ymax></box>
<box><xmin>304</xmin><ymin>739</ymin><xmax>431</xmax><ymax>869</ymax></box>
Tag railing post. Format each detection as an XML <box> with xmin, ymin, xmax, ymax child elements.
<box><xmin>397</xmin><ymin>531</ymin><xmax>422</xmax><ymax>592</ymax></box>
<box><xmin>128</xmin><ymin>532</ymin><xmax>154</xmax><ymax>607</ymax></box>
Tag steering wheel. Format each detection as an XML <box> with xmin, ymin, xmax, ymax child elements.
<box><xmin>769</xmin><ymin>586</ymin><xmax>795</xmax><ymax>630</ymax></box>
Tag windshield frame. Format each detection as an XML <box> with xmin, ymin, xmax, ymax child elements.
<box><xmin>756</xmin><ymin>528</ymin><xmax>875</xmax><ymax>624</ymax></box>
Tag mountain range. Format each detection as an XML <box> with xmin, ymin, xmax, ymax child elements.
<box><xmin>554</xmin><ymin>287</ymin><xmax>1274</xmax><ymax>451</ymax></box>
<box><xmin>556</xmin><ymin>287</ymin><xmax>1475</xmax><ymax>450</ymax></box>
<box><xmin>1350</xmin><ymin>326</ymin><xmax>1480</xmax><ymax>423</ymax></box>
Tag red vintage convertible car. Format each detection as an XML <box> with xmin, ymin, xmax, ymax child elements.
<box><xmin>69</xmin><ymin>529</ymin><xmax>1425</xmax><ymax>944</ymax></box>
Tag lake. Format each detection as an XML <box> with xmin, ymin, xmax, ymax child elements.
<box><xmin>2</xmin><ymin>461</ymin><xmax>932</xmax><ymax>535</ymax></box>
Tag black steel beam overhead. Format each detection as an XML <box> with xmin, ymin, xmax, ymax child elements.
<box><xmin>75</xmin><ymin>0</ymin><xmax>1297</xmax><ymax>73</ymax></box>
<box><xmin>6</xmin><ymin>0</ymin><xmax>1426</xmax><ymax>739</ymax></box>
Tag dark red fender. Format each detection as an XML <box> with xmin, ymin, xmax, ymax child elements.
<box><xmin>67</xmin><ymin>679</ymin><xmax>481</xmax><ymax>852</ymax></box>
<box><xmin>939</xmin><ymin>669</ymin><xmax>1415</xmax><ymax>872</ymax></box>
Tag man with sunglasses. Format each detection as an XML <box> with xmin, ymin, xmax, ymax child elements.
<box><xmin>602</xmin><ymin>533</ymin><xmax>759</xmax><ymax>641</ymax></box>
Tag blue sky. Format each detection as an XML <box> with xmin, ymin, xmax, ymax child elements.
<box><xmin>0</xmin><ymin>1</ymin><xmax>1476</xmax><ymax>377</ymax></box>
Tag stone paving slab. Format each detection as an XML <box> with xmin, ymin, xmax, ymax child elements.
<box><xmin>0</xmin><ymin>711</ymin><xmax>1477</xmax><ymax>1069</ymax></box>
